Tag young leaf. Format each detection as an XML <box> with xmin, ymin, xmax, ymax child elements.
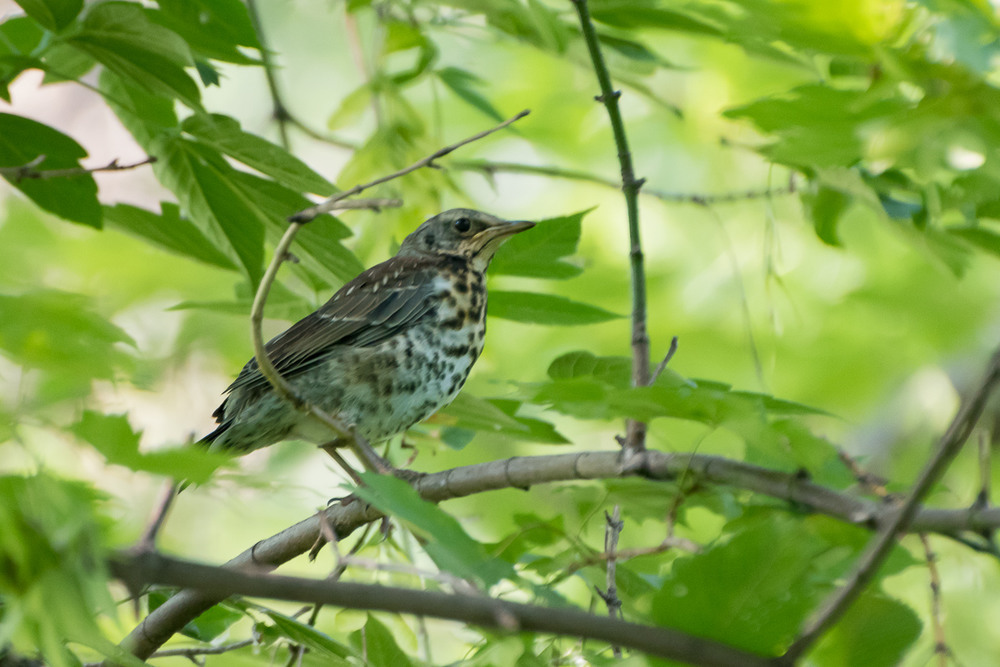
<box><xmin>488</xmin><ymin>291</ymin><xmax>620</xmax><ymax>325</ymax></box>
<box><xmin>0</xmin><ymin>113</ymin><xmax>101</xmax><ymax>227</ymax></box>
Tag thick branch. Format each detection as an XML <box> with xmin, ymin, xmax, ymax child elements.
<box><xmin>115</xmin><ymin>449</ymin><xmax>1000</xmax><ymax>660</ymax></box>
<box><xmin>570</xmin><ymin>0</ymin><xmax>649</xmax><ymax>454</ymax></box>
<box><xmin>784</xmin><ymin>346</ymin><xmax>1000</xmax><ymax>662</ymax></box>
<box><xmin>110</xmin><ymin>552</ymin><xmax>772</xmax><ymax>667</ymax></box>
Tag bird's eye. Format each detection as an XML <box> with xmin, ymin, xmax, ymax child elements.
<box><xmin>453</xmin><ymin>217</ymin><xmax>472</xmax><ymax>233</ymax></box>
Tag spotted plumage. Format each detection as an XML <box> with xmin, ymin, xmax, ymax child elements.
<box><xmin>203</xmin><ymin>209</ymin><xmax>533</xmax><ymax>453</ymax></box>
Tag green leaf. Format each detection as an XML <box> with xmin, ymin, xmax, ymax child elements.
<box><xmin>0</xmin><ymin>17</ymin><xmax>44</xmax><ymax>100</ymax></box>
<box><xmin>949</xmin><ymin>225</ymin><xmax>1000</xmax><ymax>258</ymax></box>
<box><xmin>148</xmin><ymin>593</ymin><xmax>244</xmax><ymax>642</ymax></box>
<box><xmin>228</xmin><ymin>170</ymin><xmax>363</xmax><ymax>283</ymax></box>
<box><xmin>353</xmin><ymin>473</ymin><xmax>516</xmax><ymax>587</ymax></box>
<box><xmin>98</xmin><ymin>68</ymin><xmax>179</xmax><ymax>147</ymax></box>
<box><xmin>103</xmin><ymin>202</ymin><xmax>238</xmax><ymax>270</ymax></box>
<box><xmin>0</xmin><ymin>290</ymin><xmax>132</xmax><ymax>378</ymax></box>
<box><xmin>349</xmin><ymin>615</ymin><xmax>413</xmax><ymax>667</ymax></box>
<box><xmin>803</xmin><ymin>185</ymin><xmax>850</xmax><ymax>246</ymax></box>
<box><xmin>152</xmin><ymin>0</ymin><xmax>261</xmax><ymax>64</ymax></box>
<box><xmin>0</xmin><ymin>113</ymin><xmax>101</xmax><ymax>227</ymax></box>
<box><xmin>41</xmin><ymin>43</ymin><xmax>97</xmax><ymax>84</ymax></box>
<box><xmin>327</xmin><ymin>84</ymin><xmax>372</xmax><ymax>131</ymax></box>
<box><xmin>652</xmin><ymin>514</ymin><xmax>831</xmax><ymax>653</ymax></box>
<box><xmin>14</xmin><ymin>0</ymin><xmax>83</xmax><ymax>31</ymax></box>
<box><xmin>68</xmin><ymin>2</ymin><xmax>201</xmax><ymax>109</ymax></box>
<box><xmin>181</xmin><ymin>114</ymin><xmax>334</xmax><ymax>194</ymax></box>
<box><xmin>170</xmin><ymin>279</ymin><xmax>314</xmax><ymax>322</ymax></box>
<box><xmin>437</xmin><ymin>67</ymin><xmax>504</xmax><ymax>122</ymax></box>
<box><xmin>725</xmin><ymin>85</ymin><xmax>906</xmax><ymax>169</ymax></box>
<box><xmin>546</xmin><ymin>350</ymin><xmax>630</xmax><ymax>385</ymax></box>
<box><xmin>0</xmin><ymin>473</ymin><xmax>115</xmax><ymax>667</ymax></box>
<box><xmin>812</xmin><ymin>593</ymin><xmax>921</xmax><ymax>666</ymax></box>
<box><xmin>70</xmin><ymin>411</ymin><xmax>227</xmax><ymax>482</ymax></box>
<box><xmin>264</xmin><ymin>610</ymin><xmax>354</xmax><ymax>662</ymax></box>
<box><xmin>151</xmin><ymin>137</ymin><xmax>265</xmax><ymax>285</ymax></box>
<box><xmin>435</xmin><ymin>392</ymin><xmax>530</xmax><ymax>434</ymax></box>
<box><xmin>587</xmin><ymin>0</ymin><xmax>723</xmax><ymax>35</ymax></box>
<box><xmin>489</xmin><ymin>291</ymin><xmax>620</xmax><ymax>325</ymax></box>
<box><xmin>491</xmin><ymin>210</ymin><xmax>588</xmax><ymax>279</ymax></box>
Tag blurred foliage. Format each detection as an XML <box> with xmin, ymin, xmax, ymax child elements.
<box><xmin>1</xmin><ymin>0</ymin><xmax>1000</xmax><ymax>665</ymax></box>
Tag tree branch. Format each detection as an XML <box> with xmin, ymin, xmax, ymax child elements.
<box><xmin>114</xmin><ymin>449</ymin><xmax>1000</xmax><ymax>661</ymax></box>
<box><xmin>288</xmin><ymin>110</ymin><xmax>531</xmax><ymax>223</ymax></box>
<box><xmin>784</xmin><ymin>346</ymin><xmax>1000</xmax><ymax>662</ymax></box>
<box><xmin>110</xmin><ymin>551</ymin><xmax>773</xmax><ymax>667</ymax></box>
<box><xmin>453</xmin><ymin>159</ymin><xmax>797</xmax><ymax>206</ymax></box>
<box><xmin>0</xmin><ymin>156</ymin><xmax>156</xmax><ymax>182</ymax></box>
<box><xmin>570</xmin><ymin>0</ymin><xmax>649</xmax><ymax>456</ymax></box>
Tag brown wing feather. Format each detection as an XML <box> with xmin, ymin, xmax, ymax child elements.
<box><xmin>223</xmin><ymin>256</ymin><xmax>441</xmax><ymax>395</ymax></box>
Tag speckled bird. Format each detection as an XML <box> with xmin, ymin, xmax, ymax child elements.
<box><xmin>203</xmin><ymin>209</ymin><xmax>534</xmax><ymax>453</ymax></box>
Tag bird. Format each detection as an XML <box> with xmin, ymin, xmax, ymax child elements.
<box><xmin>202</xmin><ymin>208</ymin><xmax>534</xmax><ymax>457</ymax></box>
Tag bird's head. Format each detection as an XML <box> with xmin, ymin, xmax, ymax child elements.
<box><xmin>398</xmin><ymin>208</ymin><xmax>534</xmax><ymax>271</ymax></box>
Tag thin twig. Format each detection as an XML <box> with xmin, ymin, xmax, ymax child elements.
<box><xmin>918</xmin><ymin>534</ymin><xmax>951</xmax><ymax>667</ymax></box>
<box><xmin>570</xmin><ymin>537</ymin><xmax>699</xmax><ymax>574</ymax></box>
<box><xmin>570</xmin><ymin>0</ymin><xmax>649</xmax><ymax>457</ymax></box>
<box><xmin>977</xmin><ymin>431</ymin><xmax>991</xmax><ymax>508</ymax></box>
<box><xmin>135</xmin><ymin>481</ymin><xmax>179</xmax><ymax>552</ymax></box>
<box><xmin>246</xmin><ymin>0</ymin><xmax>290</xmax><ymax>149</ymax></box>
<box><xmin>289</xmin><ymin>110</ymin><xmax>530</xmax><ymax>223</ymax></box>
<box><xmin>454</xmin><ymin>158</ymin><xmax>798</xmax><ymax>205</ymax></box>
<box><xmin>244</xmin><ymin>0</ymin><xmax>355</xmax><ymax>151</ymax></box>
<box><xmin>650</xmin><ymin>336</ymin><xmax>679</xmax><ymax>384</ymax></box>
<box><xmin>784</xmin><ymin>346</ymin><xmax>1000</xmax><ymax>663</ymax></box>
<box><xmin>152</xmin><ymin>640</ymin><xmax>254</xmax><ymax>659</ymax></box>
<box><xmin>596</xmin><ymin>506</ymin><xmax>625</xmax><ymax>658</ymax></box>
<box><xmin>0</xmin><ymin>156</ymin><xmax>156</xmax><ymax>182</ymax></box>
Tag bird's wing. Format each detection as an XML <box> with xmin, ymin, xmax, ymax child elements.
<box><xmin>222</xmin><ymin>257</ymin><xmax>443</xmax><ymax>396</ymax></box>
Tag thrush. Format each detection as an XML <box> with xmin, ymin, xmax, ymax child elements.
<box><xmin>203</xmin><ymin>208</ymin><xmax>534</xmax><ymax>455</ymax></box>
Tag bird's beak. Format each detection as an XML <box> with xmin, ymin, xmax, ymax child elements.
<box><xmin>474</xmin><ymin>219</ymin><xmax>535</xmax><ymax>244</ymax></box>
